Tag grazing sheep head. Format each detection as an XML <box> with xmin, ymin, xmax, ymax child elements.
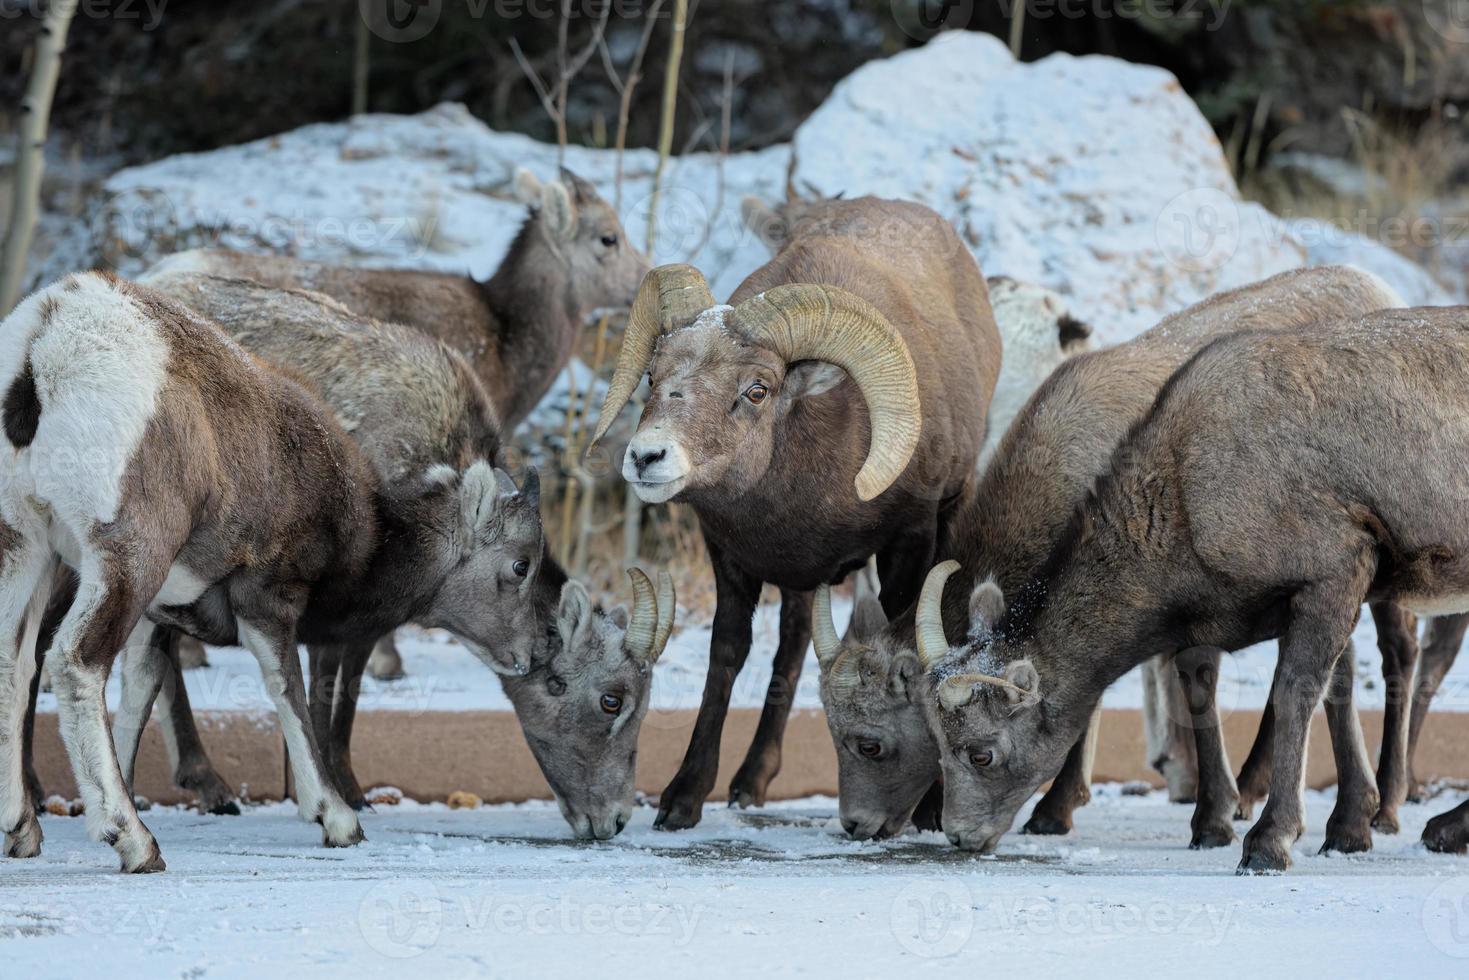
<box><xmin>515</xmin><ymin>167</ymin><xmax>650</xmax><ymax>316</ymax></box>
<box><xmin>913</xmin><ymin>561</ymin><xmax>1070</xmax><ymax>854</ymax></box>
<box><xmin>501</xmin><ymin>569</ymin><xmax>675</xmax><ymax>841</ymax></box>
<box><xmin>589</xmin><ymin>264</ymin><xmax>922</xmax><ymax>504</ymax></box>
<box><xmin>407</xmin><ymin>463</ymin><xmax>547</xmax><ymax>675</ymax></box>
<box><xmin>813</xmin><ymin>574</ymin><xmax>940</xmax><ymax>841</ymax></box>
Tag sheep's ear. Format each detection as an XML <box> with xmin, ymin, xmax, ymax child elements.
<box><xmin>783</xmin><ymin>361</ymin><xmax>846</xmax><ymax>400</ymax></box>
<box><xmin>741</xmin><ymin>195</ymin><xmax>787</xmax><ymax>251</ymax></box>
<box><xmin>1058</xmin><ymin>313</ymin><xmax>1092</xmax><ymax>352</ymax></box>
<box><xmin>887</xmin><ymin>653</ymin><xmax>921</xmax><ymax>703</ymax></box>
<box><xmin>558</xmin><ymin>167</ymin><xmax>598</xmax><ymax>204</ymax></box>
<box><xmin>557</xmin><ymin>580</ymin><xmax>594</xmax><ymax>650</ymax></box>
<box><xmin>1003</xmin><ymin>659</ymin><xmax>1041</xmax><ymax>709</ymax></box>
<box><xmin>459</xmin><ymin>462</ymin><xmax>504</xmax><ymax>541</ymax></box>
<box><xmin>969</xmin><ymin>580</ymin><xmax>1005</xmax><ymax>632</ymax></box>
<box><xmin>849</xmin><ymin>596</ymin><xmax>888</xmax><ymax>643</ymax></box>
<box><xmin>541</xmin><ymin>180</ymin><xmax>578</xmax><ymax>241</ymax></box>
<box><xmin>514</xmin><ymin>168</ymin><xmax>544</xmax><ymax>205</ymax></box>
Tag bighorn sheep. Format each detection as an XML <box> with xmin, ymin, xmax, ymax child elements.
<box><xmin>146</xmin><ymin>168</ymin><xmax>648</xmax><ymax>680</ymax></box>
<box><xmin>591</xmin><ymin>196</ymin><xmax>1001</xmax><ymax>828</ymax></box>
<box><xmin>814</xmin><ymin>265</ymin><xmax>1405</xmax><ymax>846</ymax></box>
<box><xmin>140</xmin><ymin>272</ymin><xmax>676</xmax><ymax>839</ymax></box>
<box><xmin>741</xmin><ymin>198</ymin><xmax>1094</xmax><ymax>467</ymax></box>
<box><xmin>916</xmin><ymin>304</ymin><xmax>1469</xmax><ymax>872</ymax></box>
<box><xmin>1</xmin><ymin>272</ymin><xmax>380</xmax><ymax>870</ymax></box>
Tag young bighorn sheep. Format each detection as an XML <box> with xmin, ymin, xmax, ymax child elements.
<box><xmin>140</xmin><ymin>273</ymin><xmax>676</xmax><ymax>839</ymax></box>
<box><xmin>742</xmin><ymin>197</ymin><xmax>1093</xmax><ymax>467</ymax></box>
<box><xmin>917</xmin><ymin>306</ymin><xmax>1469</xmax><ymax>872</ymax></box>
<box><xmin>146</xmin><ymin>168</ymin><xmax>648</xmax><ymax>680</ymax></box>
<box><xmin>591</xmin><ymin>196</ymin><xmax>1000</xmax><ymax>828</ymax></box>
<box><xmin>0</xmin><ymin>272</ymin><xmax>381</xmax><ymax>870</ymax></box>
<box><xmin>813</xmin><ymin>265</ymin><xmax>1404</xmax><ymax>846</ymax></box>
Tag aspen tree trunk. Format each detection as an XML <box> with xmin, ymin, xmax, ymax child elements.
<box><xmin>1</xmin><ymin>1</ymin><xmax>78</xmax><ymax>315</ymax></box>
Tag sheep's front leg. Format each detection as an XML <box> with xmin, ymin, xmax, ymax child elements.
<box><xmin>328</xmin><ymin>641</ymin><xmax>375</xmax><ymax>810</ymax></box>
<box><xmin>154</xmin><ymin>646</ymin><xmax>240</xmax><ymax>815</ymax></box>
<box><xmin>729</xmin><ymin>589</ymin><xmax>811</xmax><ymax>810</ymax></box>
<box><xmin>1174</xmin><ymin>646</ymin><xmax>1239</xmax><ymax>849</ymax></box>
<box><xmin>0</xmin><ymin>547</ymin><xmax>56</xmax><ymax>859</ymax></box>
<box><xmin>1319</xmin><ymin>640</ymin><xmax>1378</xmax><ymax>854</ymax></box>
<box><xmin>1023</xmin><ymin>708</ymin><xmax>1100</xmax><ymax>835</ymax></box>
<box><xmin>1141</xmin><ymin>654</ymin><xmax>1199</xmax><ymax>803</ymax></box>
<box><xmin>238</xmin><ymin>620</ymin><xmax>362</xmax><ymax>847</ymax></box>
<box><xmin>1239</xmin><ymin>584</ymin><xmax>1360</xmax><ymax>874</ymax></box>
<box><xmin>1369</xmin><ymin>602</ymin><xmax>1419</xmax><ymax>833</ymax></box>
<box><xmin>113</xmin><ymin>623</ymin><xmax>172</xmax><ymax>793</ymax></box>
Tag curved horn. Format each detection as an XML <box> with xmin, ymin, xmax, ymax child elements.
<box><xmin>812</xmin><ymin>585</ymin><xmax>841</xmax><ymax>669</ymax></box>
<box><xmin>652</xmin><ymin>570</ymin><xmax>676</xmax><ymax>661</ymax></box>
<box><xmin>624</xmin><ymin>568</ymin><xmax>659</xmax><ymax>660</ymax></box>
<box><xmin>937</xmin><ymin>672</ymin><xmax>1031</xmax><ymax>711</ymax></box>
<box><xmin>915</xmin><ymin>560</ymin><xmax>960</xmax><ymax>669</ymax></box>
<box><xmin>588</xmin><ymin>264</ymin><xmax>715</xmax><ymax>449</ymax></box>
<box><xmin>731</xmin><ymin>284</ymin><xmax>920</xmax><ymax>501</ymax></box>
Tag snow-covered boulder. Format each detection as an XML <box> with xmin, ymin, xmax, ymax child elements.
<box><xmin>791</xmin><ymin>31</ymin><xmax>1305</xmax><ymax>344</ymax></box>
<box><xmin>1285</xmin><ymin>217</ymin><xmax>1461</xmax><ymax>306</ymax></box>
<box><xmin>91</xmin><ymin>102</ymin><xmax>788</xmax><ymax>303</ymax></box>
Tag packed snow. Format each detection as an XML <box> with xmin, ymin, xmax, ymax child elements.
<box><xmin>4</xmin><ymin>788</ymin><xmax>1469</xmax><ymax>976</ymax></box>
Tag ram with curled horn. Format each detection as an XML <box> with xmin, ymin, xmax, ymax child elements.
<box><xmin>589</xmin><ymin>196</ymin><xmax>1002</xmax><ymax>830</ymax></box>
<box><xmin>811</xmin><ymin>265</ymin><xmax>1412</xmax><ymax>854</ymax></box>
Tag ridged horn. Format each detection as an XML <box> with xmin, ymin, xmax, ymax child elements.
<box><xmin>623</xmin><ymin>568</ymin><xmax>659</xmax><ymax>661</ymax></box>
<box><xmin>731</xmin><ymin>284</ymin><xmax>920</xmax><ymax>501</ymax></box>
<box><xmin>812</xmin><ymin>584</ymin><xmax>841</xmax><ymax>669</ymax></box>
<box><xmin>915</xmin><ymin>560</ymin><xmax>960</xmax><ymax>669</ymax></box>
<box><xmin>651</xmin><ymin>570</ymin><xmax>677</xmax><ymax>661</ymax></box>
<box><xmin>588</xmin><ymin>264</ymin><xmax>715</xmax><ymax>449</ymax></box>
<box><xmin>937</xmin><ymin>672</ymin><xmax>1030</xmax><ymax>711</ymax></box>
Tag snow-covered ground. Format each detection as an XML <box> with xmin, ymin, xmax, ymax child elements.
<box><xmin>5</xmin><ymin>788</ymin><xmax>1469</xmax><ymax>976</ymax></box>
<box><xmin>36</xmin><ymin>595</ymin><xmax>1469</xmax><ymax>720</ymax></box>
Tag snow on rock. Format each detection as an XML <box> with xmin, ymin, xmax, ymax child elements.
<box><xmin>791</xmin><ymin>31</ymin><xmax>1306</xmax><ymax>344</ymax></box>
<box><xmin>1285</xmin><ymin>216</ymin><xmax>1463</xmax><ymax>305</ymax></box>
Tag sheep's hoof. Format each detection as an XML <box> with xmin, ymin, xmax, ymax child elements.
<box><xmin>1236</xmin><ymin>837</ymin><xmax>1292</xmax><ymax>874</ymax></box>
<box><xmin>320</xmin><ymin>810</ymin><xmax>366</xmax><ymax>848</ymax></box>
<box><xmin>654</xmin><ymin>774</ymin><xmax>708</xmax><ymax>831</ymax></box>
<box><xmin>1423</xmin><ymin>812</ymin><xmax>1469</xmax><ymax>855</ymax></box>
<box><xmin>4</xmin><ymin>813</ymin><xmax>43</xmax><ymax>859</ymax></box>
<box><xmin>120</xmin><ymin>837</ymin><xmax>166</xmax><ymax>874</ymax></box>
<box><xmin>1190</xmin><ymin>821</ymin><xmax>1237</xmax><ymax>850</ymax></box>
<box><xmin>1370</xmin><ymin>809</ymin><xmax>1400</xmax><ymax>835</ymax></box>
<box><xmin>1021</xmin><ymin>808</ymin><xmax>1073</xmax><ymax>836</ymax></box>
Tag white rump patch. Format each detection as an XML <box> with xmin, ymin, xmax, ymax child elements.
<box><xmin>136</xmin><ymin>250</ymin><xmax>218</xmax><ymax>283</ymax></box>
<box><xmin>0</xmin><ymin>273</ymin><xmax>170</xmax><ymax>530</ymax></box>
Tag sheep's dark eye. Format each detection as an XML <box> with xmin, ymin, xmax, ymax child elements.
<box><xmin>970</xmin><ymin>750</ymin><xmax>994</xmax><ymax>769</ymax></box>
<box><xmin>600</xmin><ymin>234</ymin><xmax>618</xmax><ymax>248</ymax></box>
<box><xmin>857</xmin><ymin>739</ymin><xmax>882</xmax><ymax>759</ymax></box>
<box><xmin>548</xmin><ymin>676</ymin><xmax>567</xmax><ymax>696</ymax></box>
<box><xmin>600</xmin><ymin>693</ymin><xmax>623</xmax><ymax>714</ymax></box>
<box><xmin>512</xmin><ymin>558</ymin><xmax>530</xmax><ymax>577</ymax></box>
<box><xmin>745</xmin><ymin>383</ymin><xmax>769</xmax><ymax>404</ymax></box>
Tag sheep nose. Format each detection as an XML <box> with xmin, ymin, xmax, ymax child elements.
<box><xmin>631</xmin><ymin>447</ymin><xmax>666</xmax><ymax>474</ymax></box>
